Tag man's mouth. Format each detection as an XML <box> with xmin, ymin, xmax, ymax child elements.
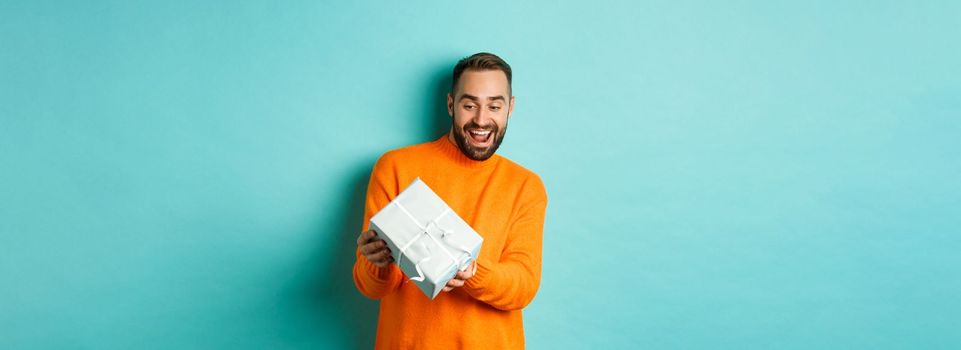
<box><xmin>467</xmin><ymin>129</ymin><xmax>493</xmax><ymax>145</ymax></box>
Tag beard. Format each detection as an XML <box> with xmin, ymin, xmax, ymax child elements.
<box><xmin>451</xmin><ymin>118</ymin><xmax>508</xmax><ymax>161</ymax></box>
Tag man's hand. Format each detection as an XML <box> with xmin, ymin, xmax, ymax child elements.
<box><xmin>357</xmin><ymin>229</ymin><xmax>393</xmax><ymax>268</ymax></box>
<box><xmin>443</xmin><ymin>261</ymin><xmax>477</xmax><ymax>292</ymax></box>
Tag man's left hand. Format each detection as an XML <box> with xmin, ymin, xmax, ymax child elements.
<box><xmin>442</xmin><ymin>261</ymin><xmax>477</xmax><ymax>292</ymax></box>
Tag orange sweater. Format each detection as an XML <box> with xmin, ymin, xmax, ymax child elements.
<box><xmin>353</xmin><ymin>135</ymin><xmax>548</xmax><ymax>349</ymax></box>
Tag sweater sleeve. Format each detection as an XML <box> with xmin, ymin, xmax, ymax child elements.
<box><xmin>463</xmin><ymin>184</ymin><xmax>548</xmax><ymax>311</ymax></box>
<box><xmin>352</xmin><ymin>155</ymin><xmax>404</xmax><ymax>299</ymax></box>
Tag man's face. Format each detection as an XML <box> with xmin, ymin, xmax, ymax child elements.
<box><xmin>447</xmin><ymin>69</ymin><xmax>515</xmax><ymax>161</ymax></box>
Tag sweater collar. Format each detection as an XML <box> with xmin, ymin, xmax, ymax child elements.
<box><xmin>432</xmin><ymin>134</ymin><xmax>500</xmax><ymax>169</ymax></box>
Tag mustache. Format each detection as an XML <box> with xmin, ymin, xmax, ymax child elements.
<box><xmin>463</xmin><ymin>122</ymin><xmax>497</xmax><ymax>132</ymax></box>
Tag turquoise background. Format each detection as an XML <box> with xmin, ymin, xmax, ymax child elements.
<box><xmin>2</xmin><ymin>1</ymin><xmax>959</xmax><ymax>349</ymax></box>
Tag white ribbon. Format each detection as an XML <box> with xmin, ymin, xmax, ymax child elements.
<box><xmin>393</xmin><ymin>201</ymin><xmax>474</xmax><ymax>282</ymax></box>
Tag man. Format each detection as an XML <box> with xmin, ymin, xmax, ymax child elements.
<box><xmin>353</xmin><ymin>52</ymin><xmax>548</xmax><ymax>349</ymax></box>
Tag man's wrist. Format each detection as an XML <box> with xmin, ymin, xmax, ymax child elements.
<box><xmin>365</xmin><ymin>258</ymin><xmax>394</xmax><ymax>280</ymax></box>
<box><xmin>463</xmin><ymin>259</ymin><xmax>491</xmax><ymax>291</ymax></box>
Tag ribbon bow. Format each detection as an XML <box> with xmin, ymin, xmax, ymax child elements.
<box><xmin>392</xmin><ymin>201</ymin><xmax>474</xmax><ymax>282</ymax></box>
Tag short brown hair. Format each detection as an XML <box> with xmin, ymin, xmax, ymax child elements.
<box><xmin>451</xmin><ymin>52</ymin><xmax>512</xmax><ymax>94</ymax></box>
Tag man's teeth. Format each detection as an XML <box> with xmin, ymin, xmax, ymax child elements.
<box><xmin>469</xmin><ymin>130</ymin><xmax>491</xmax><ymax>136</ymax></box>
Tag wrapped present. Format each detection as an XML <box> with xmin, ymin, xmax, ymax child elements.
<box><xmin>369</xmin><ymin>177</ymin><xmax>483</xmax><ymax>299</ymax></box>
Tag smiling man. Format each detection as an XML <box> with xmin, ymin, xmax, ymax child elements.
<box><xmin>353</xmin><ymin>52</ymin><xmax>548</xmax><ymax>349</ymax></box>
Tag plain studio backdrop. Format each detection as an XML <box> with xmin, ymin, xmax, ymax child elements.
<box><xmin>1</xmin><ymin>1</ymin><xmax>959</xmax><ymax>349</ymax></box>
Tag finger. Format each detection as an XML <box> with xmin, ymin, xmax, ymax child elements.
<box><xmin>446</xmin><ymin>278</ymin><xmax>464</xmax><ymax>288</ymax></box>
<box><xmin>362</xmin><ymin>246</ymin><xmax>387</xmax><ymax>260</ymax></box>
<box><xmin>442</xmin><ymin>286</ymin><xmax>453</xmax><ymax>292</ymax></box>
<box><xmin>367</xmin><ymin>256</ymin><xmax>389</xmax><ymax>268</ymax></box>
<box><xmin>356</xmin><ymin>230</ymin><xmax>376</xmax><ymax>246</ymax></box>
<box><xmin>359</xmin><ymin>240</ymin><xmax>386</xmax><ymax>255</ymax></box>
<box><xmin>454</xmin><ymin>270</ymin><xmax>471</xmax><ymax>280</ymax></box>
<box><xmin>357</xmin><ymin>230</ymin><xmax>374</xmax><ymax>246</ymax></box>
<box><xmin>358</xmin><ymin>242</ymin><xmax>374</xmax><ymax>255</ymax></box>
<box><xmin>369</xmin><ymin>248</ymin><xmax>393</xmax><ymax>263</ymax></box>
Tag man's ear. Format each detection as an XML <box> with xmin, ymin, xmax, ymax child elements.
<box><xmin>508</xmin><ymin>95</ymin><xmax>516</xmax><ymax>118</ymax></box>
<box><xmin>447</xmin><ymin>93</ymin><xmax>454</xmax><ymax>117</ymax></box>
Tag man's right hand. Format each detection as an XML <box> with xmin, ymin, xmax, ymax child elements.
<box><xmin>357</xmin><ymin>229</ymin><xmax>394</xmax><ymax>268</ymax></box>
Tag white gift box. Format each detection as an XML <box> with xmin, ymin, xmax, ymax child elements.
<box><xmin>369</xmin><ymin>177</ymin><xmax>484</xmax><ymax>299</ymax></box>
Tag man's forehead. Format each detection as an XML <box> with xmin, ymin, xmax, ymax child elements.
<box><xmin>455</xmin><ymin>70</ymin><xmax>511</xmax><ymax>99</ymax></box>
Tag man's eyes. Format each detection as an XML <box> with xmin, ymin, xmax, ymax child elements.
<box><xmin>462</xmin><ymin>104</ymin><xmax>503</xmax><ymax>111</ymax></box>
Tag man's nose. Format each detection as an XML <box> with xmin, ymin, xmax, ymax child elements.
<box><xmin>471</xmin><ymin>107</ymin><xmax>492</xmax><ymax>125</ymax></box>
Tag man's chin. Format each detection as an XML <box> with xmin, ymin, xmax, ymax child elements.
<box><xmin>460</xmin><ymin>139</ymin><xmax>496</xmax><ymax>160</ymax></box>
<box><xmin>465</xmin><ymin>147</ymin><xmax>495</xmax><ymax>161</ymax></box>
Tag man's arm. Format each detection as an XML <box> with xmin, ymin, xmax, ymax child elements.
<box><xmin>462</xmin><ymin>195</ymin><xmax>548</xmax><ymax>311</ymax></box>
<box><xmin>352</xmin><ymin>156</ymin><xmax>404</xmax><ymax>299</ymax></box>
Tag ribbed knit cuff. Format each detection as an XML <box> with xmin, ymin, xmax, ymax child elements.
<box><xmin>464</xmin><ymin>259</ymin><xmax>492</xmax><ymax>291</ymax></box>
<box><xmin>364</xmin><ymin>258</ymin><xmax>394</xmax><ymax>281</ymax></box>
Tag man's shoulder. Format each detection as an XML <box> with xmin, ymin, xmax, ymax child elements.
<box><xmin>495</xmin><ymin>154</ymin><xmax>548</xmax><ymax>200</ymax></box>
<box><xmin>374</xmin><ymin>140</ymin><xmax>436</xmax><ymax>167</ymax></box>
<box><xmin>495</xmin><ymin>154</ymin><xmax>540</xmax><ymax>180</ymax></box>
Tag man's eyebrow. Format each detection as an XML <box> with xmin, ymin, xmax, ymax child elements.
<box><xmin>458</xmin><ymin>94</ymin><xmax>506</xmax><ymax>102</ymax></box>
